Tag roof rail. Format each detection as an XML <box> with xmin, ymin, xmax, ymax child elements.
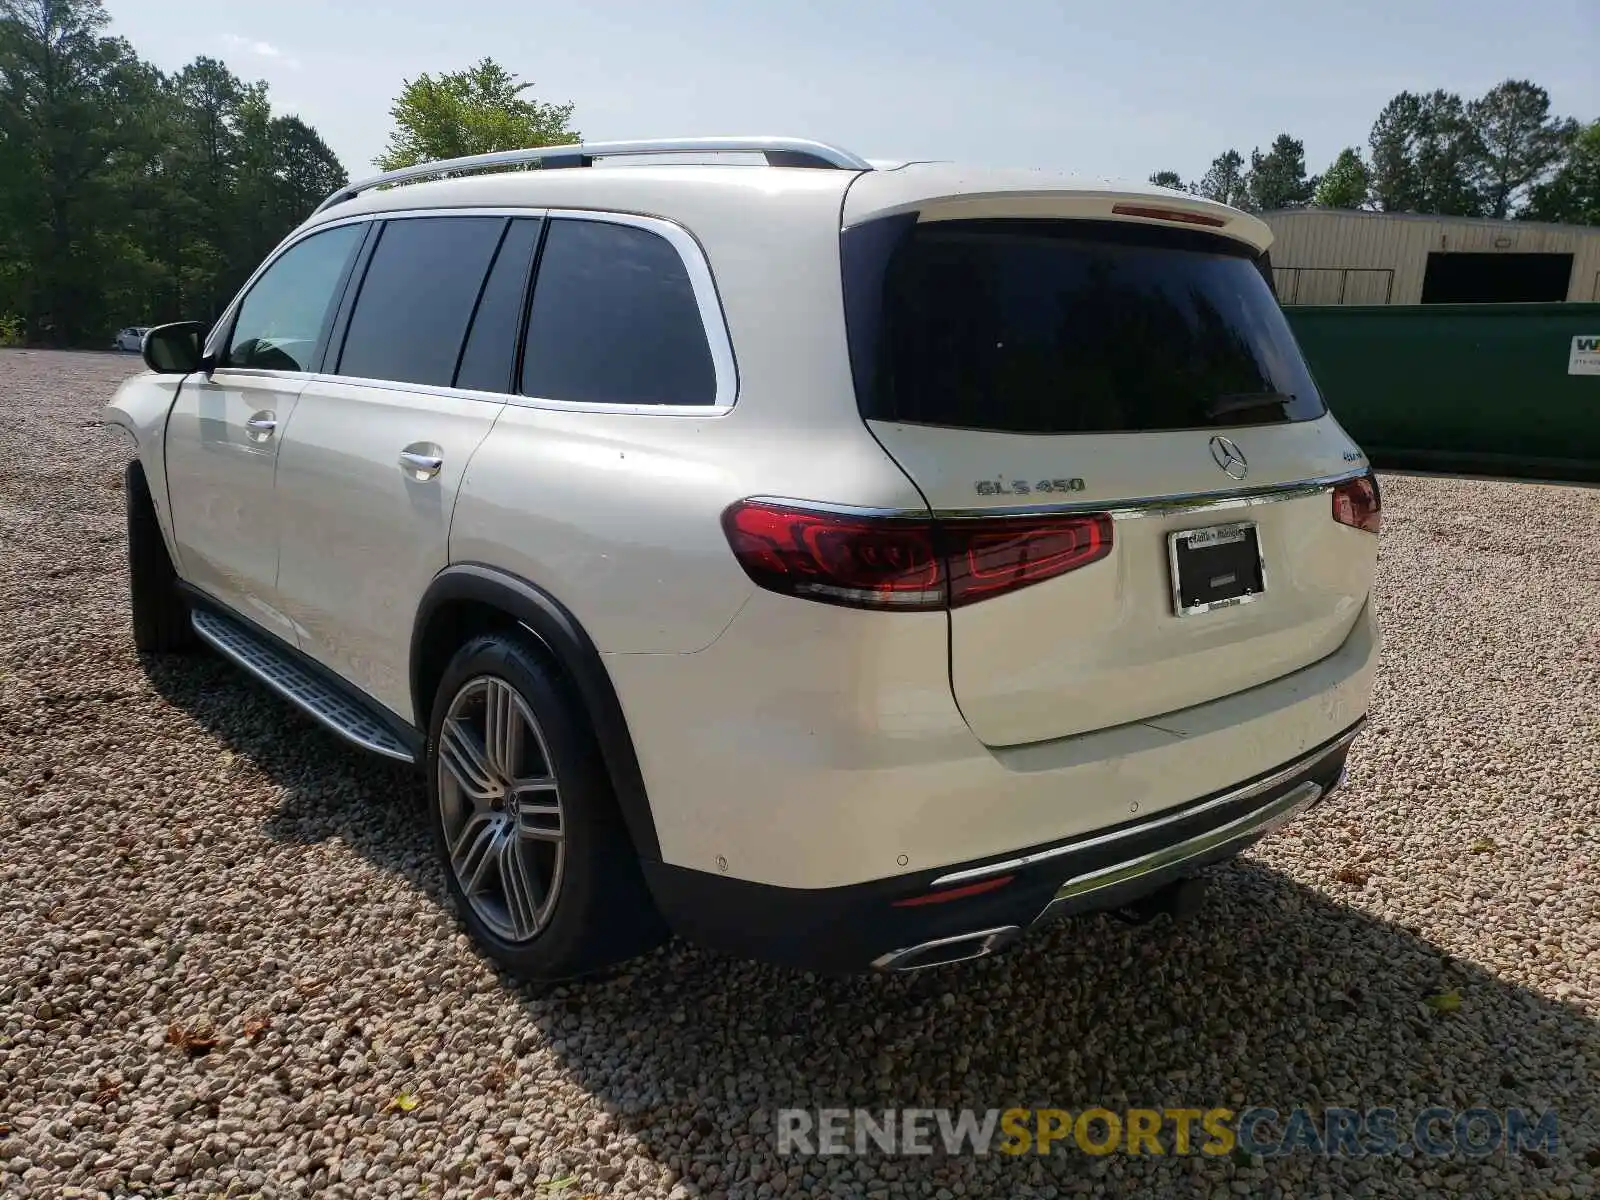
<box><xmin>313</xmin><ymin>136</ymin><xmax>874</xmax><ymax>214</ymax></box>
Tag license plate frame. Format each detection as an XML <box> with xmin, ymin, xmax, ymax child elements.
<box><xmin>1168</xmin><ymin>520</ymin><xmax>1267</xmax><ymax>617</ymax></box>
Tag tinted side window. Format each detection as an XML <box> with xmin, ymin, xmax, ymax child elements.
<box><xmin>454</xmin><ymin>218</ymin><xmax>542</xmax><ymax>393</ymax></box>
<box><xmin>338</xmin><ymin>216</ymin><xmax>506</xmax><ymax>387</ymax></box>
<box><xmin>521</xmin><ymin>220</ymin><xmax>716</xmax><ymax>406</ymax></box>
<box><xmin>227</xmin><ymin>224</ymin><xmax>364</xmax><ymax>372</ymax></box>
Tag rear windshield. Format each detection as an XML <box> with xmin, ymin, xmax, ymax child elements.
<box><xmin>849</xmin><ymin>218</ymin><xmax>1324</xmax><ymax>433</ymax></box>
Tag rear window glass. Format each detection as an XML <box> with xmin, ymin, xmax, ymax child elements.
<box><xmin>858</xmin><ymin>219</ymin><xmax>1324</xmax><ymax>433</ymax></box>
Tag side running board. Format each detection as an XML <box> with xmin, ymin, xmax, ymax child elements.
<box><xmin>190</xmin><ymin>608</ymin><xmax>416</xmax><ymax>763</ymax></box>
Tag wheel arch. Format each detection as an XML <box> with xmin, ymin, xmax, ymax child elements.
<box><xmin>410</xmin><ymin>564</ymin><xmax>661</xmax><ymax>863</ymax></box>
<box><xmin>104</xmin><ymin>372</ymin><xmax>189</xmax><ymax>574</ymax></box>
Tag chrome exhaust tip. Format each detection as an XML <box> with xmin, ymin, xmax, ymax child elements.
<box><xmin>871</xmin><ymin>925</ymin><xmax>1022</xmax><ymax>972</ymax></box>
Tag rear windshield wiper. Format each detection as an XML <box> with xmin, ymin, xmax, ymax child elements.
<box><xmin>1204</xmin><ymin>392</ymin><xmax>1296</xmax><ymax>419</ymax></box>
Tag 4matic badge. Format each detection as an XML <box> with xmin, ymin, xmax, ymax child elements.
<box><xmin>975</xmin><ymin>477</ymin><xmax>1086</xmax><ymax>497</ymax></box>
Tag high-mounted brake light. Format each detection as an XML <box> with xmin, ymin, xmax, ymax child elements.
<box><xmin>1331</xmin><ymin>473</ymin><xmax>1382</xmax><ymax>535</ymax></box>
<box><xmin>721</xmin><ymin>501</ymin><xmax>1113</xmax><ymax>611</ymax></box>
<box><xmin>1111</xmin><ymin>203</ymin><xmax>1228</xmax><ymax>228</ymax></box>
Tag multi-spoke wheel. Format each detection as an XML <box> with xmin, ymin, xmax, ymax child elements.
<box><xmin>426</xmin><ymin>631</ymin><xmax>667</xmax><ymax>981</ymax></box>
<box><xmin>438</xmin><ymin>676</ymin><xmax>566</xmax><ymax>943</ymax></box>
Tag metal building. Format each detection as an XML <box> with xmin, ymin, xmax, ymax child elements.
<box><xmin>1259</xmin><ymin>208</ymin><xmax>1600</xmax><ymax>306</ymax></box>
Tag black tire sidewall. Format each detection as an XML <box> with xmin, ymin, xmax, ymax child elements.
<box><xmin>425</xmin><ymin>632</ymin><xmax>655</xmax><ymax>980</ymax></box>
<box><xmin>125</xmin><ymin>462</ymin><xmax>191</xmax><ymax>652</ymax></box>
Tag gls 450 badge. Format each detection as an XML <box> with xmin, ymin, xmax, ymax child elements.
<box><xmin>975</xmin><ymin>477</ymin><xmax>1086</xmax><ymax>497</ymax></box>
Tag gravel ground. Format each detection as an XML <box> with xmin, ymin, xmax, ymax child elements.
<box><xmin>0</xmin><ymin>347</ymin><xmax>1596</xmax><ymax>1200</ymax></box>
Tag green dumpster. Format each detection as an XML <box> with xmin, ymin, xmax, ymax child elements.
<box><xmin>1285</xmin><ymin>302</ymin><xmax>1600</xmax><ymax>483</ymax></box>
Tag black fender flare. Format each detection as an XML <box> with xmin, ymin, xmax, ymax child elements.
<box><xmin>410</xmin><ymin>563</ymin><xmax>660</xmax><ymax>862</ymax></box>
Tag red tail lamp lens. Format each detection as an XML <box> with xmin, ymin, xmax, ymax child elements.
<box><xmin>720</xmin><ymin>502</ymin><xmax>943</xmax><ymax>610</ymax></box>
<box><xmin>944</xmin><ymin>514</ymin><xmax>1113</xmax><ymax>607</ymax></box>
<box><xmin>721</xmin><ymin>501</ymin><xmax>1113</xmax><ymax>611</ymax></box>
<box><xmin>1331</xmin><ymin>473</ymin><xmax>1382</xmax><ymax>535</ymax></box>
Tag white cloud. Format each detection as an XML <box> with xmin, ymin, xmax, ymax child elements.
<box><xmin>219</xmin><ymin>34</ymin><xmax>301</xmax><ymax>71</ymax></box>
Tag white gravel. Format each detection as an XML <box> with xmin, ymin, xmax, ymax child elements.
<box><xmin>0</xmin><ymin>347</ymin><xmax>1596</xmax><ymax>1200</ymax></box>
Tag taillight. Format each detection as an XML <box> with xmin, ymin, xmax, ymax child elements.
<box><xmin>719</xmin><ymin>503</ymin><xmax>942</xmax><ymax>610</ymax></box>
<box><xmin>943</xmin><ymin>513</ymin><xmax>1113</xmax><ymax>605</ymax></box>
<box><xmin>1331</xmin><ymin>473</ymin><xmax>1382</xmax><ymax>535</ymax></box>
<box><xmin>721</xmin><ymin>501</ymin><xmax>1113</xmax><ymax>611</ymax></box>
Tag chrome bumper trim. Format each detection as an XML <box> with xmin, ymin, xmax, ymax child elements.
<box><xmin>929</xmin><ymin>721</ymin><xmax>1362</xmax><ymax>888</ymax></box>
<box><xmin>1044</xmin><ymin>779</ymin><xmax>1323</xmax><ymax>910</ymax></box>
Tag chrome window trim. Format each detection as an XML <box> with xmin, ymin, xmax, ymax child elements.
<box><xmin>503</xmin><ymin>208</ymin><xmax>739</xmax><ymax>414</ymax></box>
<box><xmin>928</xmin><ymin>721</ymin><xmax>1363</xmax><ymax>888</ymax></box>
<box><xmin>298</xmin><ymin>374</ymin><xmax>513</xmax><ymax>408</ymax></box>
<box><xmin>296</xmin><ymin>372</ymin><xmax>732</xmax><ymax>418</ymax></box>
<box><xmin>740</xmin><ymin>469</ymin><xmax>1369</xmax><ymax>523</ymax></box>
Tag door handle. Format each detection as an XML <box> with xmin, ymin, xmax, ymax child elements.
<box><xmin>399</xmin><ymin>450</ymin><xmax>444</xmax><ymax>479</ymax></box>
<box><xmin>245</xmin><ymin>412</ymin><xmax>277</xmax><ymax>442</ymax></box>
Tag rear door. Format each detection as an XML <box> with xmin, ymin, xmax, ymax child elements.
<box><xmin>846</xmin><ymin>213</ymin><xmax>1376</xmax><ymax>746</ymax></box>
<box><xmin>273</xmin><ymin>214</ymin><xmax>538</xmax><ymax>718</ymax></box>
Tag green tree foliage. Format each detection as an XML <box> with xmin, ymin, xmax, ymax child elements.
<box><xmin>1312</xmin><ymin>148</ymin><xmax>1371</xmax><ymax>209</ymax></box>
<box><xmin>1192</xmin><ymin>149</ymin><xmax>1249</xmax><ymax>209</ymax></box>
<box><xmin>0</xmin><ymin>0</ymin><xmax>159</xmax><ymax>343</ymax></box>
<box><xmin>0</xmin><ymin>0</ymin><xmax>346</xmax><ymax>345</ymax></box>
<box><xmin>1146</xmin><ymin>169</ymin><xmax>1184</xmax><ymax>191</ymax></box>
<box><xmin>1467</xmin><ymin>79</ymin><xmax>1579</xmax><ymax>218</ymax></box>
<box><xmin>1368</xmin><ymin>89</ymin><xmax>1484</xmax><ymax>216</ymax></box>
<box><xmin>1175</xmin><ymin>80</ymin><xmax>1591</xmax><ymax>224</ymax></box>
<box><xmin>1524</xmin><ymin>120</ymin><xmax>1600</xmax><ymax>225</ymax></box>
<box><xmin>1245</xmin><ymin>133</ymin><xmax>1316</xmax><ymax>211</ymax></box>
<box><xmin>377</xmin><ymin>57</ymin><xmax>576</xmax><ymax>170</ymax></box>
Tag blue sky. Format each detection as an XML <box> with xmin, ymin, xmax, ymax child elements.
<box><xmin>110</xmin><ymin>0</ymin><xmax>1598</xmax><ymax>182</ymax></box>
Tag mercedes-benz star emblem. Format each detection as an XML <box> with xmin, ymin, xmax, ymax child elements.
<box><xmin>1209</xmin><ymin>435</ymin><xmax>1248</xmax><ymax>481</ymax></box>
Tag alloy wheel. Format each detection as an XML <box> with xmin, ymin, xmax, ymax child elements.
<box><xmin>436</xmin><ymin>675</ymin><xmax>565</xmax><ymax>943</ymax></box>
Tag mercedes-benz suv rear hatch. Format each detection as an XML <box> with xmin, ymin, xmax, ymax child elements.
<box><xmin>842</xmin><ymin>205</ymin><xmax>1379</xmax><ymax>747</ymax></box>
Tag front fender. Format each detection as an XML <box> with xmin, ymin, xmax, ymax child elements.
<box><xmin>101</xmin><ymin>372</ymin><xmax>189</xmax><ymax>571</ymax></box>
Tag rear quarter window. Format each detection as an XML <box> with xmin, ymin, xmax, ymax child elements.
<box><xmin>520</xmin><ymin>218</ymin><xmax>717</xmax><ymax>407</ymax></box>
<box><xmin>848</xmin><ymin>218</ymin><xmax>1325</xmax><ymax>434</ymax></box>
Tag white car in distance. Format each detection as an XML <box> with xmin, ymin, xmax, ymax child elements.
<box><xmin>112</xmin><ymin>326</ymin><xmax>150</xmax><ymax>352</ymax></box>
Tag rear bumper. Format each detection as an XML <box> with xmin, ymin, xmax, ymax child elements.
<box><xmin>609</xmin><ymin>598</ymin><xmax>1379</xmax><ymax>890</ymax></box>
<box><xmin>643</xmin><ymin>721</ymin><xmax>1359</xmax><ymax>974</ymax></box>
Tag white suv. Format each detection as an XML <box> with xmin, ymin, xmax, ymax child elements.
<box><xmin>105</xmin><ymin>137</ymin><xmax>1380</xmax><ymax>979</ymax></box>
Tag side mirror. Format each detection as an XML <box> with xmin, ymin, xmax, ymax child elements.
<box><xmin>142</xmin><ymin>321</ymin><xmax>212</xmax><ymax>375</ymax></box>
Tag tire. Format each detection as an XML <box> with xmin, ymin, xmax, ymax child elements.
<box><xmin>125</xmin><ymin>463</ymin><xmax>196</xmax><ymax>654</ymax></box>
<box><xmin>426</xmin><ymin>631</ymin><xmax>667</xmax><ymax>981</ymax></box>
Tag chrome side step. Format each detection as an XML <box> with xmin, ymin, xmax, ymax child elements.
<box><xmin>190</xmin><ymin>608</ymin><xmax>416</xmax><ymax>763</ymax></box>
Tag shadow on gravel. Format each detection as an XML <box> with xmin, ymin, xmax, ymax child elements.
<box><xmin>143</xmin><ymin>650</ymin><xmax>1599</xmax><ymax>1195</ymax></box>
